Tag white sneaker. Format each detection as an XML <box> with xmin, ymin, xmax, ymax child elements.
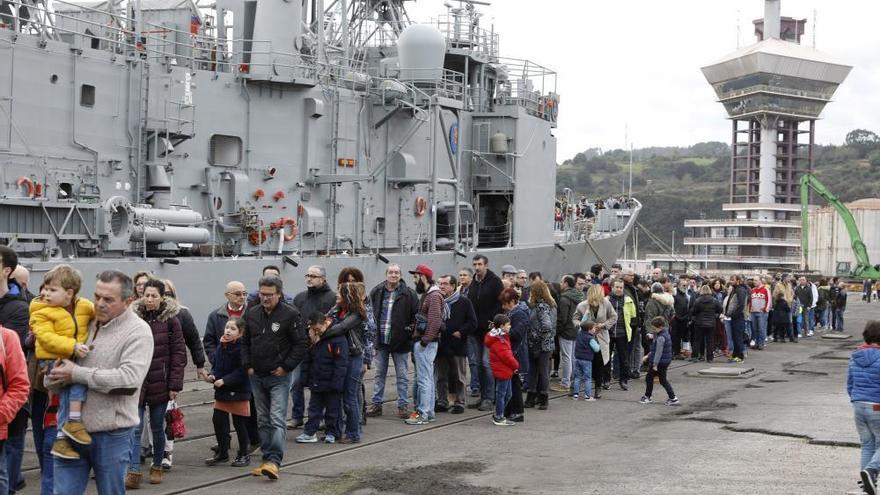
<box><xmin>807</xmin><ymin>331</ymin><xmax>814</xmax><ymax>337</ymax></box>
<box><xmin>161</xmin><ymin>452</ymin><xmax>172</xmax><ymax>471</ymax></box>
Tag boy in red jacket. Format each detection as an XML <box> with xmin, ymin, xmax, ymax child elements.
<box><xmin>484</xmin><ymin>315</ymin><xmax>518</xmax><ymax>426</ymax></box>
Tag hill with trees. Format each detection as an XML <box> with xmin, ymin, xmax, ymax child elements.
<box><xmin>556</xmin><ymin>129</ymin><xmax>880</xmax><ymax>256</ymax></box>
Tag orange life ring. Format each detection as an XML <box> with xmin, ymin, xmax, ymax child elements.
<box><xmin>414</xmin><ymin>196</ymin><xmax>427</xmax><ymax>217</ymax></box>
<box><xmin>248</xmin><ymin>229</ymin><xmax>268</xmax><ymax>246</ymax></box>
<box><xmin>270</xmin><ymin>216</ymin><xmax>298</xmax><ymax>241</ymax></box>
<box><xmin>16</xmin><ymin>176</ymin><xmax>35</xmax><ymax>198</ymax></box>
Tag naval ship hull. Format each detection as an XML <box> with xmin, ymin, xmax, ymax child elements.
<box><xmin>28</xmin><ymin>221</ymin><xmax>635</xmax><ymax>327</ymax></box>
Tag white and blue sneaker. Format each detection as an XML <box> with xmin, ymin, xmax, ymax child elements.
<box><xmin>295</xmin><ymin>433</ymin><xmax>317</xmax><ymax>443</ymax></box>
<box><xmin>323</xmin><ymin>434</ymin><xmax>336</xmax><ymax>444</ymax></box>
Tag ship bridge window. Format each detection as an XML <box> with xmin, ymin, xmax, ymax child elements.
<box><xmin>80</xmin><ymin>84</ymin><xmax>95</xmax><ymax>107</ymax></box>
<box><xmin>209</xmin><ymin>134</ymin><xmax>242</xmax><ymax>166</ymax></box>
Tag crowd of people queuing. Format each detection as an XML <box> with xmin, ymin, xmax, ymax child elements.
<box><xmin>0</xmin><ymin>242</ymin><xmax>868</xmax><ymax>494</ymax></box>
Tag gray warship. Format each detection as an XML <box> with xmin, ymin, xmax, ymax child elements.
<box><xmin>0</xmin><ymin>0</ymin><xmax>639</xmax><ymax>323</ymax></box>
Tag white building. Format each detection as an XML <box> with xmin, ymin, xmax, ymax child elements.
<box><xmin>806</xmin><ymin>198</ymin><xmax>880</xmax><ymax>277</ymax></box>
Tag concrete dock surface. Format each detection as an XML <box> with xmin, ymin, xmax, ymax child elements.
<box><xmin>19</xmin><ymin>299</ymin><xmax>880</xmax><ymax>494</ymax></box>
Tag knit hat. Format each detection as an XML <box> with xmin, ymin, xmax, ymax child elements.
<box><xmin>651</xmin><ymin>282</ymin><xmax>663</xmax><ymax>294</ymax></box>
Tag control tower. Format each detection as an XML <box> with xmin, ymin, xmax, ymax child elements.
<box><xmin>651</xmin><ymin>0</ymin><xmax>852</xmax><ymax>273</ymax></box>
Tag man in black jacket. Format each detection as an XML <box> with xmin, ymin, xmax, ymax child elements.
<box><xmin>466</xmin><ymin>255</ymin><xmax>503</xmax><ymax>411</ymax></box>
<box><xmin>365</xmin><ymin>264</ymin><xmax>418</xmax><ymax>419</ymax></box>
<box><xmin>672</xmin><ymin>278</ymin><xmax>695</xmax><ymax>359</ymax></box>
<box><xmin>0</xmin><ymin>246</ymin><xmax>29</xmax><ymax>344</ymax></box>
<box><xmin>434</xmin><ymin>275</ymin><xmax>477</xmax><ymax>414</ymax></box>
<box><xmin>288</xmin><ymin>265</ymin><xmax>336</xmax><ymax>428</ymax></box>
<box><xmin>725</xmin><ymin>275</ymin><xmax>750</xmax><ymax>362</ymax></box>
<box><xmin>242</xmin><ymin>277</ymin><xmax>307</xmax><ymax>481</ymax></box>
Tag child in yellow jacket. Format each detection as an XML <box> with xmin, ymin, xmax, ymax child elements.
<box><xmin>30</xmin><ymin>264</ymin><xmax>95</xmax><ymax>460</ymax></box>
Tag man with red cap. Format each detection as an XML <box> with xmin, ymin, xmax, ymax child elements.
<box><xmin>405</xmin><ymin>264</ymin><xmax>443</xmax><ymax>425</ymax></box>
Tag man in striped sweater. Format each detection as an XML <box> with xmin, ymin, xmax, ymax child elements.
<box><xmin>405</xmin><ymin>264</ymin><xmax>444</xmax><ymax>426</ymax></box>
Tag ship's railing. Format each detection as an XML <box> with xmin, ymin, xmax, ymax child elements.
<box><xmin>433</xmin><ymin>13</ymin><xmax>498</xmax><ymax>58</ymax></box>
<box><xmin>0</xmin><ymin>0</ymin><xmax>353</xmax><ymax>81</ymax></box>
<box><xmin>376</xmin><ymin>67</ymin><xmax>465</xmax><ymax>104</ymax></box>
<box><xmin>471</xmin><ymin>57</ymin><xmax>558</xmax><ymax>122</ymax></box>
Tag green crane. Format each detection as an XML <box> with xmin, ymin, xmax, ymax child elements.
<box><xmin>800</xmin><ymin>173</ymin><xmax>880</xmax><ymax>279</ymax></box>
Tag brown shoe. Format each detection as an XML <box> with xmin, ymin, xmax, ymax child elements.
<box><xmin>125</xmin><ymin>471</ymin><xmax>143</xmax><ymax>489</ymax></box>
<box><xmin>251</xmin><ymin>466</ymin><xmax>264</xmax><ymax>477</ymax></box>
<box><xmin>61</xmin><ymin>420</ymin><xmax>93</xmax><ymax>446</ymax></box>
<box><xmin>260</xmin><ymin>462</ymin><xmax>279</xmax><ymax>480</ymax></box>
<box><xmin>364</xmin><ymin>404</ymin><xmax>383</xmax><ymax>417</ymax></box>
<box><xmin>149</xmin><ymin>466</ymin><xmax>163</xmax><ymax>484</ymax></box>
<box><xmin>397</xmin><ymin>406</ymin><xmax>409</xmax><ymax>419</ymax></box>
<box><xmin>50</xmin><ymin>438</ymin><xmax>80</xmax><ymax>460</ymax></box>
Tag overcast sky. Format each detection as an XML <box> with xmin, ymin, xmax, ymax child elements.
<box><xmin>408</xmin><ymin>0</ymin><xmax>880</xmax><ymax>161</ymax></box>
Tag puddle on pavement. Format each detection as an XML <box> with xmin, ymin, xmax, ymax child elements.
<box><xmin>312</xmin><ymin>461</ymin><xmax>513</xmax><ymax>495</ymax></box>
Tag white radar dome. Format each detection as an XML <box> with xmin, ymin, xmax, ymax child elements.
<box><xmin>397</xmin><ymin>24</ymin><xmax>446</xmax><ymax>81</ymax></box>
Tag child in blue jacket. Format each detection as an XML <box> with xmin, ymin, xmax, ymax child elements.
<box><xmin>640</xmin><ymin>316</ymin><xmax>679</xmax><ymax>406</ymax></box>
<box><xmin>848</xmin><ymin>320</ymin><xmax>880</xmax><ymax>494</ymax></box>
<box><xmin>296</xmin><ymin>311</ymin><xmax>349</xmax><ymax>444</ymax></box>
<box><xmin>572</xmin><ymin>321</ymin><xmax>601</xmax><ymax>401</ymax></box>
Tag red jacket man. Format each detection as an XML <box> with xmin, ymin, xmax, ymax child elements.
<box><xmin>0</xmin><ymin>325</ymin><xmax>30</xmax><ymax>441</ymax></box>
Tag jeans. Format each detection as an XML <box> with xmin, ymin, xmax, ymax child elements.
<box><xmin>131</xmin><ymin>402</ymin><xmax>168</xmax><ymax>471</ymax></box>
<box><xmin>54</xmin><ymin>427</ymin><xmax>132</xmax><ymax>495</ymax></box>
<box><xmin>854</xmin><ymin>402</ymin><xmax>880</xmax><ymax>471</ymax></box>
<box><xmin>730</xmin><ymin>318</ymin><xmax>745</xmax><ymax>360</ymax></box>
<box><xmin>645</xmin><ymin>364</ymin><xmax>675</xmax><ymax>399</ymax></box>
<box><xmin>628</xmin><ymin>333</ymin><xmax>644</xmax><ymax>376</ymax></box>
<box><xmin>340</xmin><ymin>354</ymin><xmax>364</xmax><ymax>441</ymax></box>
<box><xmin>527</xmin><ymin>351</ymin><xmax>551</xmax><ymax>394</ymax></box>
<box><xmin>471</xmin><ymin>335</ymin><xmax>495</xmax><ymax>401</ymax></box>
<box><xmin>494</xmin><ymin>379</ymin><xmax>511</xmax><ymax>418</ymax></box>
<box><xmin>819</xmin><ymin>308</ymin><xmax>829</xmax><ymax>328</ymax></box>
<box><xmin>31</xmin><ymin>389</ymin><xmax>49</xmax><ymax>472</ymax></box>
<box><xmin>836</xmin><ymin>309</ymin><xmax>845</xmax><ymax>331</ymax></box>
<box><xmin>723</xmin><ymin>319</ymin><xmax>733</xmax><ymax>352</ymax></box>
<box><xmin>250</xmin><ymin>372</ymin><xmax>293</xmax><ymax>466</ymax></box>
<box><xmin>289</xmin><ymin>364</ymin><xmax>305</xmax><ymax>421</ymax></box>
<box><xmin>57</xmin><ymin>383</ymin><xmax>88</xmax><ymax>431</ymax></box>
<box><xmin>413</xmin><ymin>342</ymin><xmax>438</xmax><ymax>416</ymax></box>
<box><xmin>371</xmin><ymin>348</ymin><xmax>410</xmax><ymax>408</ymax></box>
<box><xmin>558</xmin><ymin>337</ymin><xmax>574</xmax><ymax>387</ymax></box>
<box><xmin>41</xmin><ymin>425</ymin><xmax>56</xmax><ymax>495</ymax></box>
<box><xmin>4</xmin><ymin>432</ymin><xmax>23</xmax><ymax>493</ymax></box>
<box><xmin>466</xmin><ymin>336</ymin><xmax>481</xmax><ymax>393</ymax></box>
<box><xmin>503</xmin><ymin>374</ymin><xmax>523</xmax><ymax>418</ymax></box>
<box><xmin>806</xmin><ymin>308</ymin><xmax>816</xmax><ymax>334</ymax></box>
<box><xmin>572</xmin><ymin>358</ymin><xmax>593</xmax><ymax>396</ymax></box>
<box><xmin>750</xmin><ymin>312</ymin><xmax>768</xmax><ymax>347</ymax></box>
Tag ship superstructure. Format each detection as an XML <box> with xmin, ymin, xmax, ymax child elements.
<box><xmin>0</xmin><ymin>0</ymin><xmax>639</xmax><ymax>322</ymax></box>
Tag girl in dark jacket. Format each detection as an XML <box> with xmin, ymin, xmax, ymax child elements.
<box><xmin>690</xmin><ymin>285</ymin><xmax>722</xmax><ymax>363</ymax></box>
<box><xmin>206</xmin><ymin>317</ymin><xmax>252</xmax><ymax>467</ymax></box>
<box><xmin>771</xmin><ymin>285</ymin><xmax>793</xmax><ymax>343</ymax></box>
<box><xmin>129</xmin><ymin>279</ymin><xmax>186</xmax><ymax>486</ymax></box>
<box><xmin>525</xmin><ymin>281</ymin><xmax>557</xmax><ymax>410</ymax></box>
